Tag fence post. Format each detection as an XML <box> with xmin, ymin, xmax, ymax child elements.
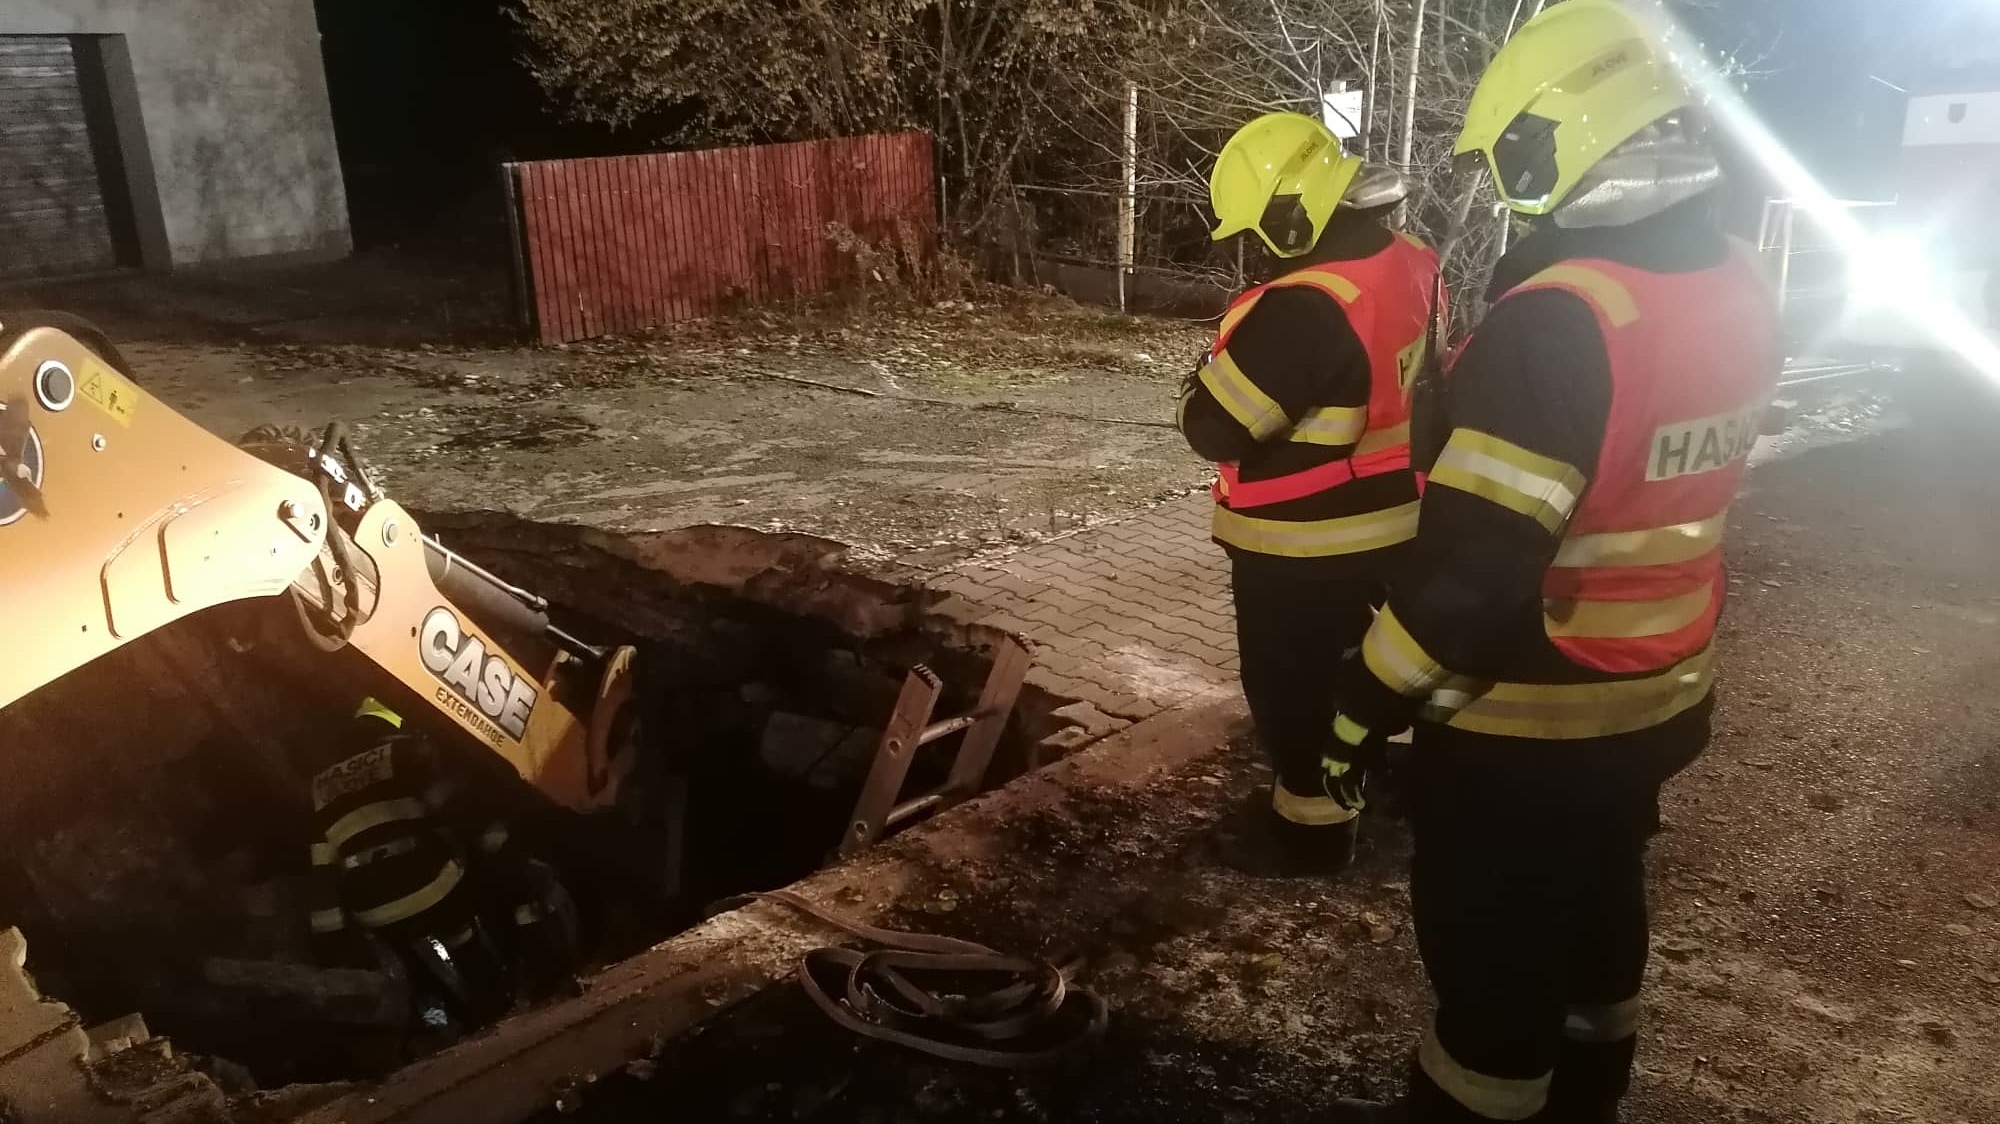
<box><xmin>1118</xmin><ymin>81</ymin><xmax>1138</xmax><ymax>314</ymax></box>
<box><xmin>498</xmin><ymin>162</ymin><xmax>534</xmax><ymax>342</ymax></box>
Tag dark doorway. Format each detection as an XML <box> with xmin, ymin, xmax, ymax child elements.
<box><xmin>0</xmin><ymin>35</ymin><xmax>142</xmax><ymax>279</ymax></box>
<box><xmin>311</xmin><ymin>0</ymin><xmax>650</xmax><ymax>252</ymax></box>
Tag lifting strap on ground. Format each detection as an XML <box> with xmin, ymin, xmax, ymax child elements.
<box><xmin>731</xmin><ymin>889</ymin><xmax>1108</xmax><ymax>1069</ymax></box>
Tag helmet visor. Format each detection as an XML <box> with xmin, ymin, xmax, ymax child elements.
<box><xmin>1433</xmin><ymin>153</ymin><xmax>1494</xmax><ymax>268</ymax></box>
<box><xmin>1257</xmin><ymin>193</ymin><xmax>1317</xmax><ymax>256</ymax></box>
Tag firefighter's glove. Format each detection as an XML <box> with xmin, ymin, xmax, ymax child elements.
<box><xmin>1322</xmin><ymin>714</ymin><xmax>1386</xmax><ymax>814</ymax></box>
<box><xmin>1320</xmin><ymin>751</ymin><xmax>1369</xmax><ymax>814</ymax></box>
<box><xmin>1333</xmin><ymin>646</ymin><xmax>1418</xmax><ymax>745</ymax></box>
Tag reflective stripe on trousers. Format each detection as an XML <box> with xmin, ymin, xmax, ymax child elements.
<box><xmin>1564</xmin><ymin>997</ymin><xmax>1642</xmax><ymax>1043</ymax></box>
<box><xmin>1419</xmin><ymin>1026</ymin><xmax>1550</xmax><ymax>1121</ymax></box>
<box><xmin>1212</xmin><ymin>501</ymin><xmax>1419</xmax><ymax>558</ymax></box>
<box><xmin>1271</xmin><ymin>781</ymin><xmax>1357</xmax><ymax>826</ymax></box>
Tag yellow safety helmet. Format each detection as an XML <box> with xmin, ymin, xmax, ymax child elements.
<box><xmin>1210</xmin><ymin>112</ymin><xmax>1366</xmax><ymax>259</ymax></box>
<box><xmin>1456</xmin><ymin>0</ymin><xmax>1690</xmax><ymax>216</ymax></box>
<box><xmin>354</xmin><ymin>697</ymin><xmax>404</xmax><ymax>728</ymax></box>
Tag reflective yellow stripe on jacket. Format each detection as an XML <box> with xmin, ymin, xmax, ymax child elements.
<box><xmin>1197</xmin><ymin>350</ymin><xmax>1289</xmax><ymax>439</ymax></box>
<box><xmin>325</xmin><ymin>797</ymin><xmax>430</xmax><ymax>849</ymax></box>
<box><xmin>1422</xmin><ymin>649</ymin><xmax>1715</xmax><ymax>740</ymax></box>
<box><xmin>1217</xmin><ymin>271</ymin><xmax>1361</xmax><ymax>340</ymax></box>
<box><xmin>1199</xmin><ymin>356</ymin><xmax>1370</xmax><ymax>447</ymax></box>
<box><xmin>1212</xmin><ymin>501</ymin><xmax>1420</xmax><ymax>558</ymax></box>
<box><xmin>350</xmin><ymin>860</ymin><xmax>465</xmax><ymax>928</ymax></box>
<box><xmin>1543</xmin><ymin>587</ymin><xmax>1713</xmax><ymax>641</ymax></box>
<box><xmin>1552</xmin><ymin>513</ymin><xmax>1728</xmax><ymax>568</ymax></box>
<box><xmin>1289</xmin><ymin>404</ymin><xmax>1368</xmax><ymax>445</ymax></box>
<box><xmin>1429</xmin><ymin>429</ymin><xmax>1586</xmax><ymax>535</ymax></box>
<box><xmin>1523</xmin><ymin>264</ymin><xmax>1640</xmax><ymax>327</ymax></box>
<box><xmin>1362</xmin><ymin>605</ymin><xmax>1451</xmax><ymax>696</ymax></box>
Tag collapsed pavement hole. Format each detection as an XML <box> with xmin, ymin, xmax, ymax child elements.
<box><xmin>0</xmin><ymin>516</ymin><xmax>1084</xmax><ymax>1089</ymax></box>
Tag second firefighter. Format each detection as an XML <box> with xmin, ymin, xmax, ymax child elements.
<box><xmin>1178</xmin><ymin>112</ymin><xmax>1444</xmax><ymax>870</ymax></box>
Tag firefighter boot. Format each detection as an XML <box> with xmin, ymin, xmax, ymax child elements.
<box><xmin>1542</xmin><ymin>1036</ymin><xmax>1634</xmax><ymax>1123</ymax></box>
<box><xmin>1269</xmin><ymin>807</ymin><xmax>1359</xmax><ymax>874</ymax></box>
<box><xmin>1215</xmin><ymin>783</ymin><xmax>1356</xmax><ymax>876</ymax></box>
<box><xmin>1268</xmin><ymin>780</ymin><xmax>1359</xmax><ymax>874</ymax></box>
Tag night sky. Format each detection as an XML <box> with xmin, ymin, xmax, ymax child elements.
<box><xmin>1738</xmin><ymin>0</ymin><xmax>1999</xmax><ymax>194</ymax></box>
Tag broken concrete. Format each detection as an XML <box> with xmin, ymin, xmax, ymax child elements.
<box><xmin>0</xmin><ymin>928</ymin><xmax>228</xmax><ymax>1124</ymax></box>
<box><xmin>198</xmin><ymin>960</ymin><xmax>408</xmax><ymax>1030</ymax></box>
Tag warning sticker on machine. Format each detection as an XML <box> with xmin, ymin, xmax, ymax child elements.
<box><xmin>78</xmin><ymin>362</ymin><xmax>136</xmax><ymax>427</ymax></box>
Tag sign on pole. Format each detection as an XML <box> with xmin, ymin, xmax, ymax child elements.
<box><xmin>1323</xmin><ymin>85</ymin><xmax>1367</xmax><ymax>142</ymax></box>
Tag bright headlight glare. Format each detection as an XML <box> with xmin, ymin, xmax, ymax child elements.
<box><xmin>1632</xmin><ymin>6</ymin><xmax>2000</xmax><ymax>380</ymax></box>
<box><xmin>1848</xmin><ymin>233</ymin><xmax>1936</xmax><ymax>306</ymax></box>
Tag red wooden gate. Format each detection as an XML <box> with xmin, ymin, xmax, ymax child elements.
<box><xmin>503</xmin><ymin>131</ymin><xmax>935</xmax><ymax>344</ymax></box>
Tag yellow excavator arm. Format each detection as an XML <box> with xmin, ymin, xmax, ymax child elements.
<box><xmin>0</xmin><ymin>317</ymin><xmax>636</xmax><ymax>813</ymax></box>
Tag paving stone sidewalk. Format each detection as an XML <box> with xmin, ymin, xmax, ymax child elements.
<box><xmin>926</xmin><ymin>493</ymin><xmax>1241</xmax><ymax>741</ymax></box>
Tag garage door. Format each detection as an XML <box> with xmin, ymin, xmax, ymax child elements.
<box><xmin>0</xmin><ymin>36</ymin><xmax>117</xmax><ymax>280</ymax></box>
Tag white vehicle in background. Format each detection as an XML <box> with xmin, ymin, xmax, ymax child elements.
<box><xmin>1763</xmin><ymin>66</ymin><xmax>2000</xmax><ymax>417</ymax></box>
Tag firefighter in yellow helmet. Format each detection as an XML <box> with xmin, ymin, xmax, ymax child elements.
<box><xmin>1178</xmin><ymin>112</ymin><xmax>1443</xmax><ymax>874</ymax></box>
<box><xmin>1324</xmin><ymin>3</ymin><xmax>1781</xmax><ymax>1121</ymax></box>
<box><xmin>305</xmin><ymin>698</ymin><xmax>580</xmax><ymax>1029</ymax></box>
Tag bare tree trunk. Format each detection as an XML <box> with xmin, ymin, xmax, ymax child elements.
<box><xmin>1397</xmin><ymin>0</ymin><xmax>1429</xmax><ymax>227</ymax></box>
<box><xmin>1398</xmin><ymin>0</ymin><xmax>1428</xmax><ymax>173</ymax></box>
<box><xmin>936</xmin><ymin>0</ymin><xmax>952</xmax><ymax>230</ymax></box>
<box><xmin>1362</xmin><ymin>1</ymin><xmax>1382</xmax><ymax>157</ymax></box>
<box><xmin>1118</xmin><ymin>81</ymin><xmax>1138</xmax><ymax>314</ymax></box>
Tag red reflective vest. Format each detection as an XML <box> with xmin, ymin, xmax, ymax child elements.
<box><xmin>1514</xmin><ymin>249</ymin><xmax>1781</xmax><ymax>675</ymax></box>
<box><xmin>1210</xmin><ymin>233</ymin><xmax>1440</xmax><ymax>510</ymax></box>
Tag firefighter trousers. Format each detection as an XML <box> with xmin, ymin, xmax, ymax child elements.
<box><xmin>1230</xmin><ymin>561</ymin><xmax>1383</xmax><ymax>799</ymax></box>
<box><xmin>1401</xmin><ymin>705</ymin><xmax>1710</xmax><ymax>1122</ymax></box>
<box><xmin>377</xmin><ymin>882</ymin><xmax>515</xmax><ymax>1026</ymax></box>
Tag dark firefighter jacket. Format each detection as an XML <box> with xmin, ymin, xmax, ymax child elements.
<box><xmin>1178</xmin><ymin>217</ymin><xmax>1425</xmax><ymax>581</ymax></box>
<box><xmin>307</xmin><ymin>714</ymin><xmax>485</xmax><ymax>939</ymax></box>
<box><xmin>1333</xmin><ymin>197</ymin><xmax>1780</xmax><ymax>746</ymax></box>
